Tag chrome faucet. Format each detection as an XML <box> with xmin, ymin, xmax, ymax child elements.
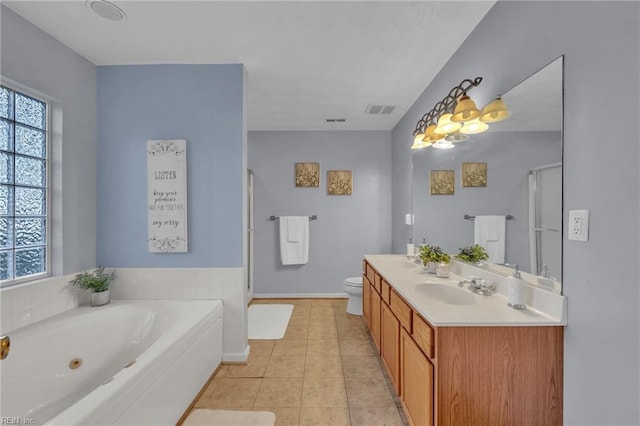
<box><xmin>459</xmin><ymin>276</ymin><xmax>495</xmax><ymax>296</ymax></box>
<box><xmin>1</xmin><ymin>335</ymin><xmax>9</xmax><ymax>360</ymax></box>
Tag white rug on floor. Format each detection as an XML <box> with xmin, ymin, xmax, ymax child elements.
<box><xmin>248</xmin><ymin>304</ymin><xmax>293</xmax><ymax>339</ymax></box>
<box><xmin>184</xmin><ymin>409</ymin><xmax>275</xmax><ymax>426</ymax></box>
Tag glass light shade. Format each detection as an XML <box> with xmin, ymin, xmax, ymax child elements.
<box><xmin>460</xmin><ymin>118</ymin><xmax>489</xmax><ymax>134</ymax></box>
<box><xmin>432</xmin><ymin>139</ymin><xmax>455</xmax><ymax>150</ymax></box>
<box><xmin>479</xmin><ymin>96</ymin><xmax>511</xmax><ymax>123</ymax></box>
<box><xmin>411</xmin><ymin>132</ymin><xmax>432</xmax><ymax>150</ymax></box>
<box><xmin>423</xmin><ymin>125</ymin><xmax>442</xmax><ymax>143</ymax></box>
<box><xmin>434</xmin><ymin>113</ymin><xmax>462</xmax><ymax>135</ymax></box>
<box><xmin>451</xmin><ymin>95</ymin><xmax>481</xmax><ymax>122</ymax></box>
<box><xmin>445</xmin><ymin>132</ymin><xmax>469</xmax><ymax>143</ymax></box>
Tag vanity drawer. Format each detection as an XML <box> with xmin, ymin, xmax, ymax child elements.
<box><xmin>374</xmin><ymin>273</ymin><xmax>382</xmax><ymax>294</ymax></box>
<box><xmin>366</xmin><ymin>262</ymin><xmax>376</xmax><ymax>285</ymax></box>
<box><xmin>390</xmin><ymin>290</ymin><xmax>412</xmax><ymax>333</ymax></box>
<box><xmin>412</xmin><ymin>312</ymin><xmax>434</xmax><ymax>359</ymax></box>
<box><xmin>381</xmin><ymin>279</ymin><xmax>391</xmax><ymax>305</ymax></box>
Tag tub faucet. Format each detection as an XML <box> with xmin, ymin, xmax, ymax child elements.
<box><xmin>0</xmin><ymin>335</ymin><xmax>9</xmax><ymax>360</ymax></box>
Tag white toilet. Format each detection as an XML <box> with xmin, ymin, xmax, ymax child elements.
<box><xmin>343</xmin><ymin>276</ymin><xmax>363</xmax><ymax>315</ymax></box>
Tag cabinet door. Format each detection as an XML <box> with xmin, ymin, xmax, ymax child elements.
<box><xmin>370</xmin><ymin>287</ymin><xmax>382</xmax><ymax>353</ymax></box>
<box><xmin>363</xmin><ymin>276</ymin><xmax>371</xmax><ymax>323</ymax></box>
<box><xmin>381</xmin><ymin>303</ymin><xmax>400</xmax><ymax>395</ymax></box>
<box><xmin>401</xmin><ymin>328</ymin><xmax>433</xmax><ymax>426</ymax></box>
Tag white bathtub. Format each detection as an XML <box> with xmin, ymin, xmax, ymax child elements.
<box><xmin>0</xmin><ymin>299</ymin><xmax>223</xmax><ymax>425</ymax></box>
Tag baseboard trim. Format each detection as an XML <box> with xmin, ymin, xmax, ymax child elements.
<box><xmin>222</xmin><ymin>345</ymin><xmax>250</xmax><ymax>363</ymax></box>
<box><xmin>254</xmin><ymin>293</ymin><xmax>348</xmax><ymax>299</ymax></box>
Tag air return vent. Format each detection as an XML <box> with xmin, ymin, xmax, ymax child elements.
<box><xmin>366</xmin><ymin>104</ymin><xmax>396</xmax><ymax>115</ymax></box>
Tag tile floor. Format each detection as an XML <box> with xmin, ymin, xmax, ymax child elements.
<box><xmin>189</xmin><ymin>298</ymin><xmax>408</xmax><ymax>426</ymax></box>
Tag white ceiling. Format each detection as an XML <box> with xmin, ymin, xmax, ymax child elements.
<box><xmin>4</xmin><ymin>1</ymin><xmax>496</xmax><ymax>131</ymax></box>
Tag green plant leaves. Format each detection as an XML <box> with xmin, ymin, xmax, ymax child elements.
<box><xmin>69</xmin><ymin>266</ymin><xmax>117</xmax><ymax>293</ymax></box>
<box><xmin>455</xmin><ymin>244</ymin><xmax>489</xmax><ymax>263</ymax></box>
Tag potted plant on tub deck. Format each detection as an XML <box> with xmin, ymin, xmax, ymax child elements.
<box><xmin>69</xmin><ymin>266</ymin><xmax>117</xmax><ymax>307</ymax></box>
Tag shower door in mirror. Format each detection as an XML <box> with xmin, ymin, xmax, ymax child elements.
<box><xmin>529</xmin><ymin>163</ymin><xmax>561</xmax><ymax>280</ymax></box>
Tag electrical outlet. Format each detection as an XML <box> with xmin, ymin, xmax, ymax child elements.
<box><xmin>568</xmin><ymin>210</ymin><xmax>589</xmax><ymax>241</ymax></box>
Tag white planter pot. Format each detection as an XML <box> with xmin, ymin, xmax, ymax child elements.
<box><xmin>90</xmin><ymin>289</ymin><xmax>110</xmax><ymax>307</ymax></box>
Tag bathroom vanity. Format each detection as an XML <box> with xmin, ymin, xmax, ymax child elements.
<box><xmin>362</xmin><ymin>255</ymin><xmax>565</xmax><ymax>426</ymax></box>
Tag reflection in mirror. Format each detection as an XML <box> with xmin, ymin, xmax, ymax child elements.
<box><xmin>411</xmin><ymin>56</ymin><xmax>563</xmax><ymax>292</ymax></box>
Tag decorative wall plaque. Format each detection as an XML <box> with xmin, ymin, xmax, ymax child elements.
<box><xmin>147</xmin><ymin>139</ymin><xmax>188</xmax><ymax>252</ymax></box>
<box><xmin>327</xmin><ymin>170</ymin><xmax>353</xmax><ymax>195</ymax></box>
<box><xmin>462</xmin><ymin>162</ymin><xmax>487</xmax><ymax>187</ymax></box>
<box><xmin>295</xmin><ymin>162</ymin><xmax>320</xmax><ymax>187</ymax></box>
<box><xmin>430</xmin><ymin>170</ymin><xmax>455</xmax><ymax>195</ymax></box>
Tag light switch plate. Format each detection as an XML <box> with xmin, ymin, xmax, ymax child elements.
<box><xmin>568</xmin><ymin>210</ymin><xmax>589</xmax><ymax>241</ymax></box>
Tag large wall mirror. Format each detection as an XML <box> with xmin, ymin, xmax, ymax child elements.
<box><xmin>411</xmin><ymin>56</ymin><xmax>563</xmax><ymax>293</ymax></box>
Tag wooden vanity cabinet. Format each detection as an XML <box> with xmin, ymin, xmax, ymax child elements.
<box><xmin>362</xmin><ymin>260</ymin><xmax>563</xmax><ymax>426</ymax></box>
<box><xmin>401</xmin><ymin>327</ymin><xmax>434</xmax><ymax>426</ymax></box>
<box><xmin>362</xmin><ymin>275</ymin><xmax>371</xmax><ymax>323</ymax></box>
<box><xmin>380</xmin><ymin>302</ymin><xmax>400</xmax><ymax>394</ymax></box>
<box><xmin>370</xmin><ymin>283</ymin><xmax>382</xmax><ymax>353</ymax></box>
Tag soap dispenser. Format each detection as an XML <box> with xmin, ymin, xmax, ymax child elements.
<box><xmin>507</xmin><ymin>264</ymin><xmax>526</xmax><ymax>310</ymax></box>
<box><xmin>406</xmin><ymin>238</ymin><xmax>414</xmax><ymax>257</ymax></box>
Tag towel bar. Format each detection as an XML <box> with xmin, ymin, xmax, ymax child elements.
<box><xmin>464</xmin><ymin>214</ymin><xmax>514</xmax><ymax>220</ymax></box>
<box><xmin>269</xmin><ymin>215</ymin><xmax>317</xmax><ymax>221</ymax></box>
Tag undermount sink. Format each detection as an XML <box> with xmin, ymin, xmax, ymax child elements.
<box><xmin>415</xmin><ymin>283</ymin><xmax>477</xmax><ymax>305</ymax></box>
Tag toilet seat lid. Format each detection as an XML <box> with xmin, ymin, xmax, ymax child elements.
<box><xmin>344</xmin><ymin>277</ymin><xmax>363</xmax><ymax>287</ymax></box>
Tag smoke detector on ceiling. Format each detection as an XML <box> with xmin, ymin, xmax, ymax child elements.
<box><xmin>366</xmin><ymin>104</ymin><xmax>396</xmax><ymax>115</ymax></box>
<box><xmin>86</xmin><ymin>0</ymin><xmax>127</xmax><ymax>23</ymax></box>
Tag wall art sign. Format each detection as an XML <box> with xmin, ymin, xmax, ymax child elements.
<box><xmin>430</xmin><ymin>170</ymin><xmax>455</xmax><ymax>195</ymax></box>
<box><xmin>462</xmin><ymin>162</ymin><xmax>487</xmax><ymax>187</ymax></box>
<box><xmin>147</xmin><ymin>139</ymin><xmax>188</xmax><ymax>252</ymax></box>
<box><xmin>295</xmin><ymin>162</ymin><xmax>320</xmax><ymax>187</ymax></box>
<box><xmin>327</xmin><ymin>170</ymin><xmax>353</xmax><ymax>195</ymax></box>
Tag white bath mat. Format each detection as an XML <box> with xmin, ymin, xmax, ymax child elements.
<box><xmin>184</xmin><ymin>409</ymin><xmax>275</xmax><ymax>425</ymax></box>
<box><xmin>247</xmin><ymin>304</ymin><xmax>293</xmax><ymax>339</ymax></box>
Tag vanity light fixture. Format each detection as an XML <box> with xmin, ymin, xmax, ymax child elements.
<box><xmin>451</xmin><ymin>95</ymin><xmax>481</xmax><ymax>122</ymax></box>
<box><xmin>434</xmin><ymin>113</ymin><xmax>462</xmax><ymax>135</ymax></box>
<box><xmin>479</xmin><ymin>96</ymin><xmax>511</xmax><ymax>123</ymax></box>
<box><xmin>460</xmin><ymin>118</ymin><xmax>489</xmax><ymax>135</ymax></box>
<box><xmin>432</xmin><ymin>140</ymin><xmax>455</xmax><ymax>150</ymax></box>
<box><xmin>444</xmin><ymin>132</ymin><xmax>469</xmax><ymax>143</ymax></box>
<box><xmin>411</xmin><ymin>77</ymin><xmax>510</xmax><ymax>151</ymax></box>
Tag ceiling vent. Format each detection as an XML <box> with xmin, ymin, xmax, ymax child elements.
<box><xmin>325</xmin><ymin>118</ymin><xmax>346</xmax><ymax>123</ymax></box>
<box><xmin>366</xmin><ymin>104</ymin><xmax>396</xmax><ymax>115</ymax></box>
<box><xmin>86</xmin><ymin>0</ymin><xmax>127</xmax><ymax>22</ymax></box>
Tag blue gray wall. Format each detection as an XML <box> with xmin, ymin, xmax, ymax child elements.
<box><xmin>97</xmin><ymin>64</ymin><xmax>245</xmax><ymax>268</ymax></box>
<box><xmin>411</xmin><ymin>131</ymin><xmax>561</xmax><ymax>272</ymax></box>
<box><xmin>249</xmin><ymin>131</ymin><xmax>392</xmax><ymax>295</ymax></box>
<box><xmin>1</xmin><ymin>6</ymin><xmax>97</xmax><ymax>275</ymax></box>
<box><xmin>391</xmin><ymin>2</ymin><xmax>639</xmax><ymax>424</ymax></box>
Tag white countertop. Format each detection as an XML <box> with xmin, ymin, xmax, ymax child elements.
<box><xmin>365</xmin><ymin>254</ymin><xmax>567</xmax><ymax>327</ymax></box>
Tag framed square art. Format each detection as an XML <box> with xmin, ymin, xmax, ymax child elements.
<box><xmin>461</xmin><ymin>162</ymin><xmax>487</xmax><ymax>187</ymax></box>
<box><xmin>430</xmin><ymin>170</ymin><xmax>455</xmax><ymax>195</ymax></box>
<box><xmin>327</xmin><ymin>170</ymin><xmax>352</xmax><ymax>195</ymax></box>
<box><xmin>295</xmin><ymin>162</ymin><xmax>320</xmax><ymax>187</ymax></box>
